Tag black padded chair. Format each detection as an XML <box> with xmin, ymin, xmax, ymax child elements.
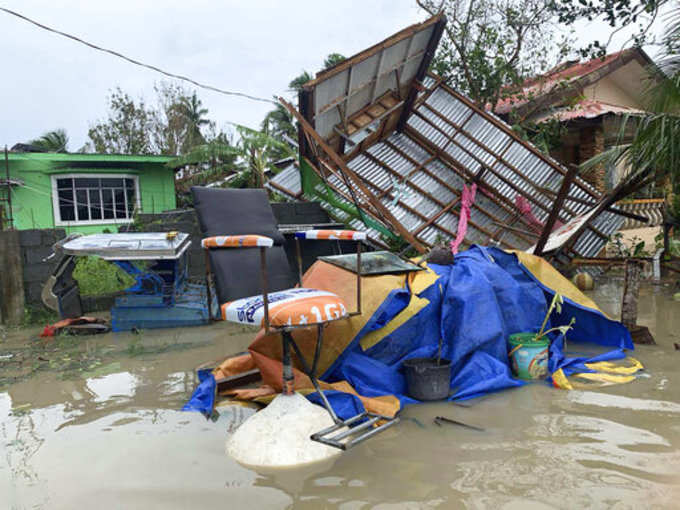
<box><xmin>191</xmin><ymin>187</ymin><xmax>297</xmax><ymax>304</ymax></box>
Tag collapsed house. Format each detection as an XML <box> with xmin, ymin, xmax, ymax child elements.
<box><xmin>270</xmin><ymin>14</ymin><xmax>641</xmax><ymax>265</ymax></box>
<box><xmin>184</xmin><ymin>17</ymin><xmax>650</xmax><ymax>464</ymax></box>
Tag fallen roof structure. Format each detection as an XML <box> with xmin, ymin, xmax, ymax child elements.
<box><xmin>275</xmin><ymin>14</ymin><xmax>641</xmax><ymax>263</ymax></box>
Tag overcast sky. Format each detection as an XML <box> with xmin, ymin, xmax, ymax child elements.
<box><xmin>0</xmin><ymin>1</ymin><xmax>663</xmax><ymax>151</ymax></box>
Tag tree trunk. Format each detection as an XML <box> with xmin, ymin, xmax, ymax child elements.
<box><xmin>620</xmin><ymin>259</ymin><xmax>641</xmax><ymax>331</ymax></box>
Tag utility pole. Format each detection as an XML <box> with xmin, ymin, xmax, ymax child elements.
<box><xmin>3</xmin><ymin>146</ymin><xmax>13</xmax><ymax>230</ymax></box>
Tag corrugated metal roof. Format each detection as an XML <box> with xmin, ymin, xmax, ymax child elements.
<box><xmin>286</xmin><ymin>18</ymin><xmax>625</xmax><ymax>262</ymax></box>
<box><xmin>493</xmin><ymin>49</ymin><xmax>638</xmax><ymax>115</ymax></box>
<box><xmin>302</xmin><ymin>16</ymin><xmax>441</xmax><ymax>141</ymax></box>
<box><xmin>305</xmin><ymin>78</ymin><xmax>623</xmax><ymax>258</ymax></box>
<box><xmin>265</xmin><ymin>162</ymin><xmax>301</xmax><ymax>200</ymax></box>
<box><xmin>535</xmin><ymin>99</ymin><xmax>646</xmax><ymax>122</ymax></box>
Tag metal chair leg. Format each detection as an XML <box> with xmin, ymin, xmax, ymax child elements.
<box><xmin>286</xmin><ymin>328</ymin><xmax>339</xmax><ymax>424</ymax></box>
<box><xmin>281</xmin><ymin>331</ymin><xmax>294</xmax><ymax>395</ymax></box>
<box><xmin>285</xmin><ymin>327</ymin><xmax>400</xmax><ymax>450</ymax></box>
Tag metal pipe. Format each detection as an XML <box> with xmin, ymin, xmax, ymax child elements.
<box><xmin>331</xmin><ymin>416</ymin><xmax>381</xmax><ymax>441</ymax></box>
<box><xmin>4</xmin><ymin>146</ymin><xmax>12</xmax><ymax>230</ymax></box>
<box><xmin>281</xmin><ymin>331</ymin><xmax>294</xmax><ymax>395</ymax></box>
<box><xmin>204</xmin><ymin>248</ymin><xmax>213</xmax><ymax>321</ymax></box>
<box><xmin>311</xmin><ymin>324</ymin><xmax>323</xmax><ymax>376</ymax></box>
<box><xmin>260</xmin><ymin>247</ymin><xmax>270</xmax><ymax>332</ymax></box>
<box><xmin>295</xmin><ymin>236</ymin><xmax>303</xmax><ymax>287</ymax></box>
<box><xmin>288</xmin><ymin>334</ymin><xmax>339</xmax><ymax>423</ymax></box>
<box><xmin>356</xmin><ymin>241</ymin><xmax>362</xmax><ymax>315</ymax></box>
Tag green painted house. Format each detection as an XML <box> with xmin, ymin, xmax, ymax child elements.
<box><xmin>1</xmin><ymin>152</ymin><xmax>176</xmax><ymax>233</ymax></box>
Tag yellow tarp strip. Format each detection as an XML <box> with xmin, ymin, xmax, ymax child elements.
<box><xmin>360</xmin><ymin>266</ymin><xmax>440</xmax><ymax>351</ymax></box>
<box><xmin>571</xmin><ymin>372</ymin><xmax>637</xmax><ymax>385</ymax></box>
<box><xmin>552</xmin><ymin>357</ymin><xmax>643</xmax><ymax>389</ymax></box>
<box><xmin>552</xmin><ymin>368</ymin><xmax>573</xmax><ymax>390</ymax></box>
<box><xmin>584</xmin><ymin>357</ymin><xmax>643</xmax><ymax>375</ymax></box>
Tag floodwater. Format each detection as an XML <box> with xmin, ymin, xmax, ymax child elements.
<box><xmin>2</xmin><ymin>280</ymin><xmax>680</xmax><ymax>509</ymax></box>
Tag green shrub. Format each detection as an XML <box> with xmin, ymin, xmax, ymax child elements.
<box><xmin>73</xmin><ymin>256</ymin><xmax>135</xmax><ymax>296</ymax></box>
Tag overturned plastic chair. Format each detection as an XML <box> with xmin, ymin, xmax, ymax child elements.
<box><xmin>202</xmin><ymin>230</ymin><xmax>399</xmax><ymax>454</ymax></box>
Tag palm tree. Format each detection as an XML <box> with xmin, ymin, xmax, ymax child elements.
<box><xmin>288</xmin><ymin>71</ymin><xmax>314</xmax><ymax>93</ymax></box>
<box><xmin>170</xmin><ymin>124</ymin><xmax>294</xmax><ymax>191</ymax></box>
<box><xmin>323</xmin><ymin>53</ymin><xmax>346</xmax><ymax>70</ymax></box>
<box><xmin>28</xmin><ymin>129</ymin><xmax>69</xmax><ymax>152</ymax></box>
<box><xmin>261</xmin><ymin>103</ymin><xmax>296</xmax><ymax>146</ymax></box>
<box><xmin>177</xmin><ymin>92</ymin><xmax>210</xmax><ymax>152</ymax></box>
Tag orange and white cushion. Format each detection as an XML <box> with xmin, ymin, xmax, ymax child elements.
<box><xmin>221</xmin><ymin>288</ymin><xmax>348</xmax><ymax>328</ymax></box>
<box><xmin>295</xmin><ymin>230</ymin><xmax>366</xmax><ymax>241</ymax></box>
<box><xmin>201</xmin><ymin>235</ymin><xmax>273</xmax><ymax>249</ymax></box>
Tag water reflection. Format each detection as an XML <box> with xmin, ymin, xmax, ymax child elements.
<box><xmin>1</xmin><ymin>284</ymin><xmax>680</xmax><ymax>508</ymax></box>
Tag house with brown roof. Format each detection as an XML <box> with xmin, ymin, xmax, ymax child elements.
<box><xmin>492</xmin><ymin>48</ymin><xmax>660</xmax><ymax>191</ymax></box>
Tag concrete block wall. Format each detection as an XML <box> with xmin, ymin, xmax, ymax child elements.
<box><xmin>19</xmin><ymin>228</ymin><xmax>66</xmax><ymax>305</ymax></box>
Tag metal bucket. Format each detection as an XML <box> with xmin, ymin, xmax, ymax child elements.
<box><xmin>403</xmin><ymin>357</ymin><xmax>452</xmax><ymax>401</ymax></box>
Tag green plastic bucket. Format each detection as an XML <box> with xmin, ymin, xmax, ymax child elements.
<box><xmin>508</xmin><ymin>333</ymin><xmax>549</xmax><ymax>380</ymax></box>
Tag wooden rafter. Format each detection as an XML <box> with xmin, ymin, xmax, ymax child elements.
<box><xmin>281</xmin><ymin>97</ymin><xmax>427</xmax><ymax>253</ymax></box>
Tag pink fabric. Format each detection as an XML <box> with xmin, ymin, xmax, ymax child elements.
<box><xmin>514</xmin><ymin>195</ymin><xmax>563</xmax><ymax>233</ymax></box>
<box><xmin>449</xmin><ymin>183</ymin><xmax>477</xmax><ymax>255</ymax></box>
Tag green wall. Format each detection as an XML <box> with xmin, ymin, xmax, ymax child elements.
<box><xmin>2</xmin><ymin>153</ymin><xmax>175</xmax><ymax>233</ymax></box>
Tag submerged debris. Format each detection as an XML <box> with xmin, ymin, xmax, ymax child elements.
<box><xmin>434</xmin><ymin>416</ymin><xmax>485</xmax><ymax>432</ymax></box>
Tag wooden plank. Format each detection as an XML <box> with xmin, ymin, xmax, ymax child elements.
<box><xmin>534</xmin><ymin>165</ymin><xmax>578</xmax><ymax>256</ymax></box>
<box><xmin>396</xmin><ymin>16</ymin><xmax>447</xmax><ymax>133</ymax></box>
<box><xmin>281</xmin><ymin>98</ymin><xmax>427</xmax><ymax>253</ymax></box>
<box><xmin>0</xmin><ymin>230</ymin><xmax>24</xmax><ymax>325</ymax></box>
<box><xmin>216</xmin><ymin>369</ymin><xmax>262</xmax><ymax>393</ymax></box>
<box><xmin>304</xmin><ymin>14</ymin><xmax>443</xmax><ymax>88</ymax></box>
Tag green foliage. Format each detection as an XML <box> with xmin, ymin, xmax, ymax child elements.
<box><xmin>170</xmin><ymin>123</ymin><xmax>294</xmax><ymax>193</ymax></box>
<box><xmin>536</xmin><ymin>293</ymin><xmax>575</xmax><ymax>342</ymax></box>
<box><xmin>510</xmin><ymin>117</ymin><xmax>566</xmax><ymax>154</ymax></box>
<box><xmin>72</xmin><ymin>256</ymin><xmax>135</xmax><ymax>296</ymax></box>
<box><xmin>176</xmin><ymin>91</ymin><xmax>210</xmax><ymax>152</ymax></box>
<box><xmin>323</xmin><ymin>53</ymin><xmax>347</xmax><ymax>70</ymax></box>
<box><xmin>554</xmin><ymin>0</ymin><xmax>669</xmax><ymax>56</ymax></box>
<box><xmin>88</xmin><ymin>88</ymin><xmax>155</xmax><ymax>154</ymax></box>
<box><xmin>27</xmin><ymin>129</ymin><xmax>69</xmax><ymax>152</ymax></box>
<box><xmin>22</xmin><ymin>306</ymin><xmax>59</xmax><ymax>327</ymax></box>
<box><xmin>87</xmin><ymin>82</ymin><xmax>215</xmax><ymax>156</ymax></box>
<box><xmin>418</xmin><ymin>0</ymin><xmax>574</xmax><ymax>111</ymax></box>
<box><xmin>288</xmin><ymin>71</ymin><xmax>314</xmax><ymax>93</ymax></box>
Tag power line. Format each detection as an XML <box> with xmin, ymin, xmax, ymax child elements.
<box><xmin>0</xmin><ymin>6</ymin><xmax>277</xmax><ymax>106</ymax></box>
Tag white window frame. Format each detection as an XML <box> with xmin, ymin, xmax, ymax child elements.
<box><xmin>51</xmin><ymin>173</ymin><xmax>141</xmax><ymax>226</ymax></box>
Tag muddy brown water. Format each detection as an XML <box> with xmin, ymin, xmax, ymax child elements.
<box><xmin>2</xmin><ymin>281</ymin><xmax>680</xmax><ymax>509</ymax></box>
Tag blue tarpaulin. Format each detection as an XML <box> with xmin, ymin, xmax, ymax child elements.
<box><xmin>184</xmin><ymin>246</ymin><xmax>633</xmax><ymax>418</ymax></box>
